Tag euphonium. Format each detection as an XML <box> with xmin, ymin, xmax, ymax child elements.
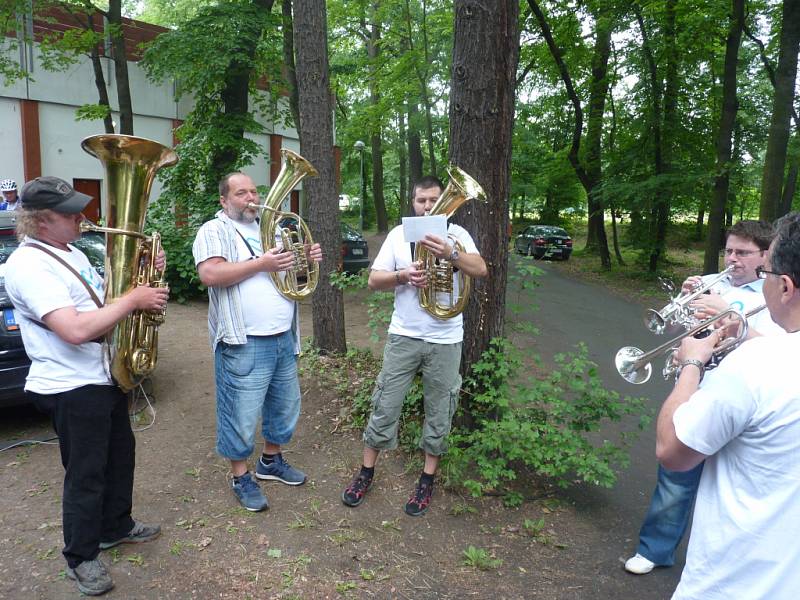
<box><xmin>248</xmin><ymin>149</ymin><xmax>319</xmax><ymax>301</ymax></box>
<box><xmin>80</xmin><ymin>134</ymin><xmax>177</xmax><ymax>392</ymax></box>
<box><xmin>415</xmin><ymin>166</ymin><xmax>487</xmax><ymax>319</ymax></box>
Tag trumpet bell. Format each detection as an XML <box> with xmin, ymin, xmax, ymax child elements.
<box><xmin>643</xmin><ymin>309</ymin><xmax>667</xmax><ymax>335</ymax></box>
<box><xmin>615</xmin><ymin>346</ymin><xmax>653</xmax><ymax>384</ymax></box>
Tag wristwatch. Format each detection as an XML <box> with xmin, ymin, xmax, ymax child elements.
<box><xmin>449</xmin><ymin>247</ymin><xmax>460</xmax><ymax>262</ymax></box>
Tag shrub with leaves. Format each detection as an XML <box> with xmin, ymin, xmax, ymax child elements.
<box><xmin>440</xmin><ymin>338</ymin><xmax>650</xmax><ymax>499</ymax></box>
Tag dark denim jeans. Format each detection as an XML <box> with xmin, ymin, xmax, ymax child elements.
<box><xmin>29</xmin><ymin>385</ymin><xmax>135</xmax><ymax>568</ymax></box>
<box><xmin>636</xmin><ymin>462</ymin><xmax>704</xmax><ymax>566</ymax></box>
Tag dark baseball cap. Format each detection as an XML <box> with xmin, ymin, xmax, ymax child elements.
<box><xmin>20</xmin><ymin>176</ymin><xmax>93</xmax><ymax>214</ymax></box>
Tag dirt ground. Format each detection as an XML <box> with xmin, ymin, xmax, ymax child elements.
<box><xmin>0</xmin><ymin>241</ymin><xmax>672</xmax><ymax>599</ymax></box>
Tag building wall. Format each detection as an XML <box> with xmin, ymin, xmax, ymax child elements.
<box><xmin>1</xmin><ymin>5</ymin><xmax>304</xmax><ymax>218</ymax></box>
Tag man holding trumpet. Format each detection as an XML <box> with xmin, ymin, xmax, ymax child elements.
<box><xmin>653</xmin><ymin>212</ymin><xmax>800</xmax><ymax>599</ymax></box>
<box><xmin>625</xmin><ymin>219</ymin><xmax>782</xmax><ymax>575</ymax></box>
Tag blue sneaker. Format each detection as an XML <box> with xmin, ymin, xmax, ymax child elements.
<box><xmin>231</xmin><ymin>472</ymin><xmax>269</xmax><ymax>512</ymax></box>
<box><xmin>255</xmin><ymin>453</ymin><xmax>307</xmax><ymax>485</ymax></box>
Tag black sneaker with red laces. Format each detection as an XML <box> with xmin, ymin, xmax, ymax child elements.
<box><xmin>342</xmin><ymin>469</ymin><xmax>373</xmax><ymax>507</ymax></box>
<box><xmin>404</xmin><ymin>478</ymin><xmax>434</xmax><ymax>516</ymax></box>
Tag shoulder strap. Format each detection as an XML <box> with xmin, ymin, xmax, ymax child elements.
<box><xmin>25</xmin><ymin>242</ymin><xmax>103</xmax><ymax>308</ymax></box>
<box><xmin>234</xmin><ymin>228</ymin><xmax>257</xmax><ymax>259</ymax></box>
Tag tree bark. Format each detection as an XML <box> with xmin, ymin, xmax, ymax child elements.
<box><xmin>704</xmin><ymin>0</ymin><xmax>744</xmax><ymax>275</ymax></box>
<box><xmin>282</xmin><ymin>0</ymin><xmax>300</xmax><ymax>129</ymax></box>
<box><xmin>759</xmin><ymin>0</ymin><xmax>800</xmax><ymax>221</ymax></box>
<box><xmin>449</xmin><ymin>0</ymin><xmax>519</xmax><ymax>384</ymax></box>
<box><xmin>292</xmin><ymin>0</ymin><xmax>347</xmax><ymax>353</ymax></box>
<box><xmin>86</xmin><ymin>14</ymin><xmax>114</xmax><ymax>134</ymax></box>
<box><xmin>407</xmin><ymin>99</ymin><xmax>423</xmax><ymax>192</ymax></box>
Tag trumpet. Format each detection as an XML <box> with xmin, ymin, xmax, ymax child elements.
<box><xmin>616</xmin><ymin>307</ymin><xmax>752</xmax><ymax>385</ymax></box>
<box><xmin>644</xmin><ymin>265</ymin><xmax>735</xmax><ymax>334</ymax></box>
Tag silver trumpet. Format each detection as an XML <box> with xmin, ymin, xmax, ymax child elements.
<box><xmin>643</xmin><ymin>265</ymin><xmax>735</xmax><ymax>334</ymax></box>
<box><xmin>616</xmin><ymin>307</ymin><xmax>753</xmax><ymax>385</ymax></box>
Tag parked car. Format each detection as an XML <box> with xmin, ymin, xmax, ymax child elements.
<box><xmin>0</xmin><ymin>213</ymin><xmax>106</xmax><ymax>407</ymax></box>
<box><xmin>339</xmin><ymin>222</ymin><xmax>369</xmax><ymax>273</ymax></box>
<box><xmin>514</xmin><ymin>225</ymin><xmax>573</xmax><ymax>260</ymax></box>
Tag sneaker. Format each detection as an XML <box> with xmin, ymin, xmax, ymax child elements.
<box><xmin>342</xmin><ymin>470</ymin><xmax>373</xmax><ymax>507</ymax></box>
<box><xmin>404</xmin><ymin>479</ymin><xmax>433</xmax><ymax>517</ymax></box>
<box><xmin>66</xmin><ymin>558</ymin><xmax>114</xmax><ymax>596</ymax></box>
<box><xmin>99</xmin><ymin>520</ymin><xmax>161</xmax><ymax>550</ymax></box>
<box><xmin>255</xmin><ymin>454</ymin><xmax>307</xmax><ymax>485</ymax></box>
<box><xmin>232</xmin><ymin>472</ymin><xmax>269</xmax><ymax>512</ymax></box>
<box><xmin>625</xmin><ymin>553</ymin><xmax>656</xmax><ymax>575</ymax></box>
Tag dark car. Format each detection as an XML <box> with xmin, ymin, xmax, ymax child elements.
<box><xmin>340</xmin><ymin>222</ymin><xmax>369</xmax><ymax>273</ymax></box>
<box><xmin>514</xmin><ymin>225</ymin><xmax>573</xmax><ymax>260</ymax></box>
<box><xmin>0</xmin><ymin>213</ymin><xmax>106</xmax><ymax>407</ymax></box>
<box><xmin>0</xmin><ymin>212</ymin><xmax>29</xmax><ymax>407</ymax></box>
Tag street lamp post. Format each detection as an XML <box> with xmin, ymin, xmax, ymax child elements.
<box><xmin>354</xmin><ymin>140</ymin><xmax>365</xmax><ymax>233</ymax></box>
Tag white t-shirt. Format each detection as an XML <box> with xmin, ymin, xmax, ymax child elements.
<box><xmin>671</xmin><ymin>332</ymin><xmax>800</xmax><ymax>600</ymax></box>
<box><xmin>371</xmin><ymin>223</ymin><xmax>479</xmax><ymax>344</ymax></box>
<box><xmin>5</xmin><ymin>239</ymin><xmax>111</xmax><ymax>393</ymax></box>
<box><xmin>702</xmin><ymin>274</ymin><xmax>784</xmax><ymax>336</ymax></box>
<box><xmin>231</xmin><ymin>220</ymin><xmax>294</xmax><ymax>336</ymax></box>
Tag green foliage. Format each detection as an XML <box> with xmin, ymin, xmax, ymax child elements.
<box><xmin>440</xmin><ymin>338</ymin><xmax>650</xmax><ymax>496</ymax></box>
<box><xmin>74</xmin><ymin>103</ymin><xmax>111</xmax><ymax>123</ymax></box>
<box><xmin>461</xmin><ymin>546</ymin><xmax>503</xmax><ymax>570</ymax></box>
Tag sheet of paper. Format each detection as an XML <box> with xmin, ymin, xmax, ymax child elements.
<box><xmin>402</xmin><ymin>215</ymin><xmax>447</xmax><ymax>243</ymax></box>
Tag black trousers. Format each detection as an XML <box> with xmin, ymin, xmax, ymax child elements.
<box><xmin>29</xmin><ymin>385</ymin><xmax>135</xmax><ymax>568</ymax></box>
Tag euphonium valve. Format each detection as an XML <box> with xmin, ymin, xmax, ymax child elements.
<box><xmin>414</xmin><ymin>165</ymin><xmax>487</xmax><ymax>319</ymax></box>
<box><xmin>248</xmin><ymin>149</ymin><xmax>319</xmax><ymax>301</ymax></box>
<box><xmin>81</xmin><ymin>134</ymin><xmax>177</xmax><ymax>392</ymax></box>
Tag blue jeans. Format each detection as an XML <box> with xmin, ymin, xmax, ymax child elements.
<box><xmin>214</xmin><ymin>331</ymin><xmax>301</xmax><ymax>460</ymax></box>
<box><xmin>636</xmin><ymin>462</ymin><xmax>704</xmax><ymax>566</ymax></box>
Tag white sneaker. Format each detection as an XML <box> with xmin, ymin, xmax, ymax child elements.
<box><xmin>625</xmin><ymin>553</ymin><xmax>655</xmax><ymax>575</ymax></box>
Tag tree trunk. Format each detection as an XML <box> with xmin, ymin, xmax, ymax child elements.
<box><xmin>282</xmin><ymin>0</ymin><xmax>300</xmax><ymax>129</ymax></box>
<box><xmin>407</xmin><ymin>100</ymin><xmax>423</xmax><ymax>192</ymax></box>
<box><xmin>398</xmin><ymin>111</ymin><xmax>408</xmax><ymax>222</ymax></box>
<box><xmin>107</xmin><ymin>0</ymin><xmax>133</xmax><ymax>134</ymax></box>
<box><xmin>292</xmin><ymin>0</ymin><xmax>347</xmax><ymax>353</ymax></box>
<box><xmin>87</xmin><ymin>14</ymin><xmax>114</xmax><ymax>134</ymax></box>
<box><xmin>704</xmin><ymin>0</ymin><xmax>744</xmax><ymax>275</ymax></box>
<box><xmin>368</xmin><ymin>3</ymin><xmax>388</xmax><ymax>232</ymax></box>
<box><xmin>528</xmin><ymin>0</ymin><xmax>610</xmax><ymax>267</ymax></box>
<box><xmin>583</xmin><ymin>12</ymin><xmax>612</xmax><ymax>269</ymax></box>
<box><xmin>449</xmin><ymin>0</ymin><xmax>519</xmax><ymax>384</ymax></box>
<box><xmin>760</xmin><ymin>0</ymin><xmax>800</xmax><ymax>221</ymax></box>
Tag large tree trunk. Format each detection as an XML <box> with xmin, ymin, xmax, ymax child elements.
<box><xmin>398</xmin><ymin>111</ymin><xmax>408</xmax><ymax>221</ymax></box>
<box><xmin>292</xmin><ymin>0</ymin><xmax>347</xmax><ymax>353</ymax></box>
<box><xmin>583</xmin><ymin>12</ymin><xmax>612</xmax><ymax>268</ymax></box>
<box><xmin>107</xmin><ymin>0</ymin><xmax>133</xmax><ymax>135</ymax></box>
<box><xmin>760</xmin><ymin>0</ymin><xmax>800</xmax><ymax>221</ymax></box>
<box><xmin>407</xmin><ymin>99</ymin><xmax>423</xmax><ymax>191</ymax></box>
<box><xmin>449</xmin><ymin>0</ymin><xmax>519</xmax><ymax>385</ymax></box>
<box><xmin>704</xmin><ymin>0</ymin><xmax>744</xmax><ymax>274</ymax></box>
<box><xmin>86</xmin><ymin>14</ymin><xmax>114</xmax><ymax>134</ymax></box>
<box><xmin>282</xmin><ymin>0</ymin><xmax>300</xmax><ymax>128</ymax></box>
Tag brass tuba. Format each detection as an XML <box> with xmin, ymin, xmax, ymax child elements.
<box><xmin>248</xmin><ymin>148</ymin><xmax>319</xmax><ymax>301</ymax></box>
<box><xmin>80</xmin><ymin>134</ymin><xmax>177</xmax><ymax>392</ymax></box>
<box><xmin>415</xmin><ymin>166</ymin><xmax>487</xmax><ymax>319</ymax></box>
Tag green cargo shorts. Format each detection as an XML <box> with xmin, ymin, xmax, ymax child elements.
<box><xmin>363</xmin><ymin>334</ymin><xmax>462</xmax><ymax>456</ymax></box>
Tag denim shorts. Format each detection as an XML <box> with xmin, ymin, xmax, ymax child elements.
<box><xmin>363</xmin><ymin>334</ymin><xmax>462</xmax><ymax>456</ymax></box>
<box><xmin>214</xmin><ymin>331</ymin><xmax>301</xmax><ymax>460</ymax></box>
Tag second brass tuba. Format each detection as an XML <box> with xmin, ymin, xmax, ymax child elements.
<box><xmin>249</xmin><ymin>149</ymin><xmax>319</xmax><ymax>301</ymax></box>
<box><xmin>80</xmin><ymin>134</ymin><xmax>177</xmax><ymax>392</ymax></box>
<box><xmin>415</xmin><ymin>166</ymin><xmax>487</xmax><ymax>319</ymax></box>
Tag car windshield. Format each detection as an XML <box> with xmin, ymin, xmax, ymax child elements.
<box><xmin>533</xmin><ymin>226</ymin><xmax>568</xmax><ymax>236</ymax></box>
<box><xmin>340</xmin><ymin>223</ymin><xmax>363</xmax><ymax>241</ymax></box>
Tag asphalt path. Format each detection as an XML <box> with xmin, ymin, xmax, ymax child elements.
<box><xmin>508</xmin><ymin>255</ymin><xmax>686</xmax><ymax>598</ymax></box>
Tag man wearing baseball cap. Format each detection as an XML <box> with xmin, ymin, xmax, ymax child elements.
<box><xmin>5</xmin><ymin>176</ymin><xmax>168</xmax><ymax>596</ymax></box>
<box><xmin>0</xmin><ymin>178</ymin><xmax>20</xmax><ymax>210</ymax></box>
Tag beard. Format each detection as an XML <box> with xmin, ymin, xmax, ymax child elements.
<box><xmin>226</xmin><ymin>205</ymin><xmax>258</xmax><ymax>224</ymax></box>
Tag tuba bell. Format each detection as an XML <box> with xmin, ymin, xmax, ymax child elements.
<box><xmin>415</xmin><ymin>166</ymin><xmax>487</xmax><ymax>319</ymax></box>
<box><xmin>80</xmin><ymin>134</ymin><xmax>177</xmax><ymax>392</ymax></box>
<box><xmin>248</xmin><ymin>149</ymin><xmax>319</xmax><ymax>301</ymax></box>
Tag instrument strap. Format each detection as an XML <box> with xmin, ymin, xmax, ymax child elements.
<box><xmin>25</xmin><ymin>242</ymin><xmax>103</xmax><ymax>308</ymax></box>
<box><xmin>234</xmin><ymin>228</ymin><xmax>257</xmax><ymax>259</ymax></box>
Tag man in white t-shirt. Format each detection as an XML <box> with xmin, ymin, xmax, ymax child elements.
<box><xmin>624</xmin><ymin>220</ymin><xmax>783</xmax><ymax>576</ymax></box>
<box><xmin>341</xmin><ymin>175</ymin><xmax>488</xmax><ymax>516</ymax></box>
<box><xmin>193</xmin><ymin>172</ymin><xmax>322</xmax><ymax>513</ymax></box>
<box><xmin>655</xmin><ymin>211</ymin><xmax>800</xmax><ymax>600</ymax></box>
<box><xmin>5</xmin><ymin>176</ymin><xmax>168</xmax><ymax>596</ymax></box>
